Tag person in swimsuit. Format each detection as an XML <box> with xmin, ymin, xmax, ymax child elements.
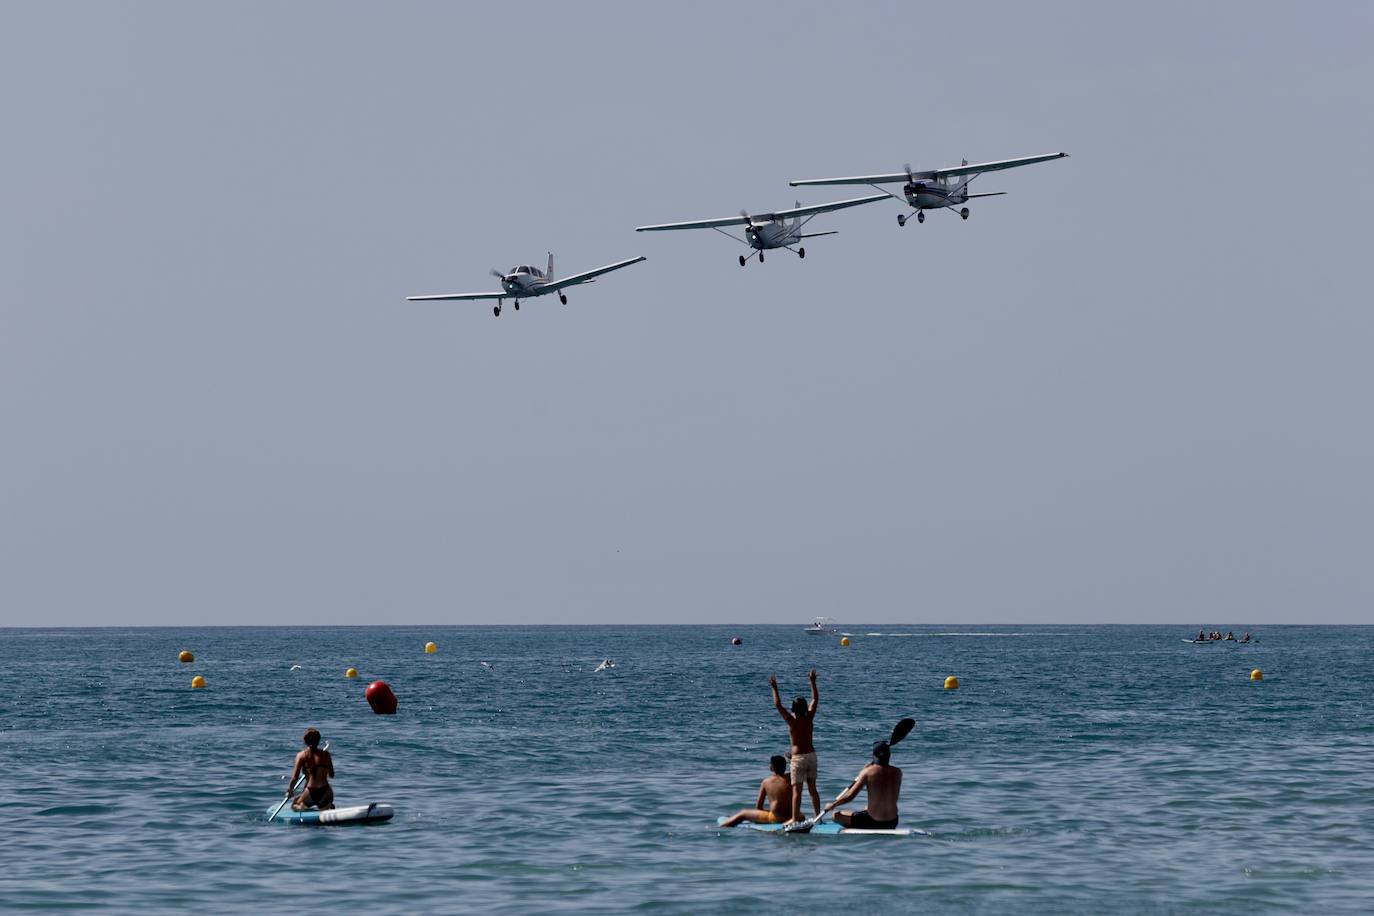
<box><xmin>287</xmin><ymin>727</ymin><xmax>334</xmax><ymax>811</ymax></box>
<box><xmin>720</xmin><ymin>755</ymin><xmax>793</xmax><ymax>827</ymax></box>
<box><xmin>825</xmin><ymin>739</ymin><xmax>902</xmax><ymax>831</ymax></box>
<box><xmin>770</xmin><ymin>668</ymin><xmax>821</xmax><ymax>823</ymax></box>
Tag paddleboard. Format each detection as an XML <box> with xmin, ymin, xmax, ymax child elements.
<box><xmin>716</xmin><ymin>816</ymin><xmax>920</xmax><ymax>837</ymax></box>
<box><xmin>268</xmin><ymin>802</ymin><xmax>394</xmax><ymax>825</ymax></box>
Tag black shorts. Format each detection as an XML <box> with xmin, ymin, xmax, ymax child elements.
<box><xmin>848</xmin><ymin>810</ymin><xmax>898</xmax><ymax>830</ymax></box>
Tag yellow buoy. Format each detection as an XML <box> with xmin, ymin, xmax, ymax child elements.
<box><xmin>191</xmin><ymin>675</ymin><xmax>206</xmax><ymax>689</ymax></box>
<box><xmin>178</xmin><ymin>650</ymin><xmax>195</xmax><ymax>663</ymax></box>
<box><xmin>1250</xmin><ymin>668</ymin><xmax>1263</xmax><ymax>681</ymax></box>
<box><xmin>840</xmin><ymin>636</ymin><xmax>851</xmax><ymax>647</ymax></box>
<box><xmin>425</xmin><ymin>641</ymin><xmax>438</xmax><ymax>654</ymax></box>
<box><xmin>345</xmin><ymin>667</ymin><xmax>358</xmax><ymax>679</ymax></box>
<box><xmin>944</xmin><ymin>675</ymin><xmax>960</xmax><ymax>690</ymax></box>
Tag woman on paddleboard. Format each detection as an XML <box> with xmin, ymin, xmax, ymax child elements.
<box><xmin>287</xmin><ymin>728</ymin><xmax>334</xmax><ymax>811</ymax></box>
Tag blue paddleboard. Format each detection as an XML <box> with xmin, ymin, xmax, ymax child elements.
<box><xmin>268</xmin><ymin>802</ymin><xmax>394</xmax><ymax>825</ymax></box>
<box><xmin>716</xmin><ymin>816</ymin><xmax>920</xmax><ymax>836</ymax></box>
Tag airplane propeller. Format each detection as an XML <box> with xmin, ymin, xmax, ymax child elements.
<box><xmin>490</xmin><ymin>268</ymin><xmax>507</xmax><ymax>280</ymax></box>
<box><xmin>739</xmin><ymin>209</ymin><xmax>755</xmax><ymax>227</ymax></box>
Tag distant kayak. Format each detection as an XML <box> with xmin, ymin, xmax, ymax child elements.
<box><xmin>717</xmin><ymin>816</ymin><xmax>922</xmax><ymax>837</ymax></box>
<box><xmin>1182</xmin><ymin>638</ymin><xmax>1257</xmax><ymax>645</ymax></box>
<box><xmin>268</xmin><ymin>802</ymin><xmax>394</xmax><ymax>826</ymax></box>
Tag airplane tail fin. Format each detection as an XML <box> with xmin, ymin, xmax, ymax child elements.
<box><xmin>954</xmin><ymin>159</ymin><xmax>972</xmax><ymax>193</ymax></box>
<box><xmin>546</xmin><ymin>252</ymin><xmax>555</xmax><ymax>281</ymax></box>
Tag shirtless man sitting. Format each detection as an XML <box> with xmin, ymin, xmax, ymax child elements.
<box><xmin>770</xmin><ymin>668</ymin><xmax>821</xmax><ymax>823</ymax></box>
<box><xmin>287</xmin><ymin>727</ymin><xmax>334</xmax><ymax>811</ymax></box>
<box><xmin>825</xmin><ymin>739</ymin><xmax>902</xmax><ymax>830</ymax></box>
<box><xmin>720</xmin><ymin>755</ymin><xmax>793</xmax><ymax>827</ymax></box>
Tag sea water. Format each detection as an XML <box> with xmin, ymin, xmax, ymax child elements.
<box><xmin>2</xmin><ymin>625</ymin><xmax>1371</xmax><ymax>913</ymax></box>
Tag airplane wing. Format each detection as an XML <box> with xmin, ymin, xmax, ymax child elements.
<box><xmin>536</xmin><ymin>255</ymin><xmax>646</xmax><ymax>292</ymax></box>
<box><xmin>931</xmin><ymin>152</ymin><xmax>1068</xmax><ymax>179</ymax></box>
<box><xmin>637</xmin><ymin>214</ymin><xmax>757</xmax><ymax>231</ymax></box>
<box><xmin>636</xmin><ymin>194</ymin><xmax>887</xmax><ymax>231</ymax></box>
<box><xmin>789</xmin><ymin>152</ymin><xmax>1068</xmax><ymax>186</ymax></box>
<box><xmin>769</xmin><ymin>194</ymin><xmax>889</xmax><ymax>219</ymax></box>
<box><xmin>405</xmin><ymin>290</ymin><xmax>507</xmax><ymax>302</ymax></box>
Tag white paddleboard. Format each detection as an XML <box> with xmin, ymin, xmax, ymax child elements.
<box><xmin>268</xmin><ymin>802</ymin><xmax>394</xmax><ymax>825</ymax></box>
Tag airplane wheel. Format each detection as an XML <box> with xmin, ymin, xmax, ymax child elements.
<box><xmin>493</xmin><ymin>306</ymin><xmax>500</xmax><ymax>317</ymax></box>
<box><xmin>739</xmin><ymin>255</ymin><xmax>746</xmax><ymax>267</ymax></box>
<box><xmin>961</xmin><ymin>207</ymin><xmax>969</xmax><ymax>220</ymax></box>
<box><xmin>559</xmin><ymin>294</ymin><xmax>567</xmax><ymax>305</ymax></box>
<box><xmin>759</xmin><ymin>251</ymin><xmax>765</xmax><ymax>263</ymax></box>
<box><xmin>514</xmin><ymin>301</ymin><xmax>520</xmax><ymax>311</ymax></box>
<box><xmin>897</xmin><ymin>214</ymin><xmax>906</xmax><ymax>227</ymax></box>
<box><xmin>798</xmin><ymin>248</ymin><xmax>805</xmax><ymax>259</ymax></box>
<box><xmin>917</xmin><ymin>211</ymin><xmax>925</xmax><ymax>224</ymax></box>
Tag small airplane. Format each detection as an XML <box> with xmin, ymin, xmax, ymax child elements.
<box><xmin>635</xmin><ymin>194</ymin><xmax>888</xmax><ymax>266</ymax></box>
<box><xmin>789</xmin><ymin>152</ymin><xmax>1068</xmax><ymax>226</ymax></box>
<box><xmin>406</xmin><ymin>253</ymin><xmax>645</xmax><ymax>317</ymax></box>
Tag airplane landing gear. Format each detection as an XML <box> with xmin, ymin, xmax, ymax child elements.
<box><xmin>917</xmin><ymin>211</ymin><xmax>925</xmax><ymax>224</ymax></box>
<box><xmin>798</xmin><ymin>247</ymin><xmax>805</xmax><ymax>259</ymax></box>
<box><xmin>493</xmin><ymin>305</ymin><xmax>501</xmax><ymax>317</ymax></box>
<box><xmin>739</xmin><ymin>255</ymin><xmax>746</xmax><ymax>267</ymax></box>
<box><xmin>559</xmin><ymin>293</ymin><xmax>568</xmax><ymax>305</ymax></box>
<box><xmin>897</xmin><ymin>213</ymin><xmax>906</xmax><ymax>227</ymax></box>
<box><xmin>514</xmin><ymin>300</ymin><xmax>520</xmax><ymax>311</ymax></box>
<box><xmin>960</xmin><ymin>207</ymin><xmax>969</xmax><ymax>220</ymax></box>
<box><xmin>758</xmin><ymin>251</ymin><xmax>765</xmax><ymax>263</ymax></box>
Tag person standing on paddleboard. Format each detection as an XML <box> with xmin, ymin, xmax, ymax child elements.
<box><xmin>825</xmin><ymin>739</ymin><xmax>902</xmax><ymax>830</ymax></box>
<box><xmin>769</xmin><ymin>668</ymin><xmax>821</xmax><ymax>823</ymax></box>
<box><xmin>720</xmin><ymin>755</ymin><xmax>794</xmax><ymax>827</ymax></box>
<box><xmin>287</xmin><ymin>728</ymin><xmax>334</xmax><ymax>811</ymax></box>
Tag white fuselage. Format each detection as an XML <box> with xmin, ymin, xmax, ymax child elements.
<box><xmin>904</xmin><ymin>178</ymin><xmax>969</xmax><ymax>210</ymax></box>
<box><xmin>499</xmin><ymin>265</ymin><xmax>547</xmax><ymax>297</ymax></box>
<box><xmin>746</xmin><ymin>219</ymin><xmax>802</xmax><ymax>250</ymax></box>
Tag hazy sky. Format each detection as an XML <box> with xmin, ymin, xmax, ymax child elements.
<box><xmin>3</xmin><ymin>2</ymin><xmax>1371</xmax><ymax>626</ymax></box>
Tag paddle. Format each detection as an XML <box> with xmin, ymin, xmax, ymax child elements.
<box><xmin>784</xmin><ymin>718</ymin><xmax>915</xmax><ymax>834</ymax></box>
<box><xmin>267</xmin><ymin>741</ymin><xmax>328</xmax><ymax>823</ymax></box>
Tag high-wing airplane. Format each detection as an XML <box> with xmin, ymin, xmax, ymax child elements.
<box><xmin>406</xmin><ymin>253</ymin><xmax>645</xmax><ymax>317</ymax></box>
<box><xmin>635</xmin><ymin>194</ymin><xmax>887</xmax><ymax>266</ymax></box>
<box><xmin>789</xmin><ymin>152</ymin><xmax>1068</xmax><ymax>226</ymax></box>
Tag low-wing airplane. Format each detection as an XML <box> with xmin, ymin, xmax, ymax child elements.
<box><xmin>406</xmin><ymin>253</ymin><xmax>645</xmax><ymax>317</ymax></box>
<box><xmin>789</xmin><ymin>152</ymin><xmax>1068</xmax><ymax>226</ymax></box>
<box><xmin>635</xmin><ymin>194</ymin><xmax>887</xmax><ymax>266</ymax></box>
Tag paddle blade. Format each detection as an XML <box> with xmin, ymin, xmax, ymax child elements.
<box><xmin>890</xmin><ymin>717</ymin><xmax>916</xmax><ymax>746</ymax></box>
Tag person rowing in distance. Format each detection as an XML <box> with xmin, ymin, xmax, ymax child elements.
<box><xmin>770</xmin><ymin>668</ymin><xmax>821</xmax><ymax>823</ymax></box>
<box><xmin>822</xmin><ymin>738</ymin><xmax>902</xmax><ymax>830</ymax></box>
<box><xmin>719</xmin><ymin>755</ymin><xmax>793</xmax><ymax>827</ymax></box>
<box><xmin>287</xmin><ymin>727</ymin><xmax>334</xmax><ymax>811</ymax></box>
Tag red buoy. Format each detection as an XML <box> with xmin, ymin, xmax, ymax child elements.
<box><xmin>365</xmin><ymin>680</ymin><xmax>398</xmax><ymax>715</ymax></box>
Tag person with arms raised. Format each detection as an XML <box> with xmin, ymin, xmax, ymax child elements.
<box><xmin>770</xmin><ymin>668</ymin><xmax>821</xmax><ymax>823</ymax></box>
